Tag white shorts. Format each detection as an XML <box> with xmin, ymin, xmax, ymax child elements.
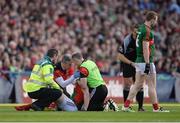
<box><xmin>57</xmin><ymin>94</ymin><xmax>78</xmax><ymax>111</ymax></box>
<box><xmin>135</xmin><ymin>63</ymin><xmax>156</xmax><ymax>74</ymax></box>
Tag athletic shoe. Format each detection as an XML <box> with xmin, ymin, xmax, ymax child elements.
<box><xmin>31</xmin><ymin>104</ymin><xmax>44</xmax><ymax>111</ymax></box>
<box><xmin>56</xmin><ymin>107</ymin><xmax>62</xmax><ymax>111</ymax></box>
<box><xmin>108</xmin><ymin>99</ymin><xmax>119</xmax><ymax>112</ymax></box>
<box><xmin>138</xmin><ymin>107</ymin><xmax>145</xmax><ymax>112</ymax></box>
<box><xmin>153</xmin><ymin>107</ymin><xmax>170</xmax><ymax>112</ymax></box>
<box><xmin>103</xmin><ymin>101</ymin><xmax>110</xmax><ymax>112</ymax></box>
<box><xmin>122</xmin><ymin>106</ymin><xmax>135</xmax><ymax>112</ymax></box>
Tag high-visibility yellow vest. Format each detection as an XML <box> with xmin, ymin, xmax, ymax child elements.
<box><xmin>80</xmin><ymin>60</ymin><xmax>104</xmax><ymax>88</ymax></box>
<box><xmin>23</xmin><ymin>56</ymin><xmax>60</xmax><ymax>92</ymax></box>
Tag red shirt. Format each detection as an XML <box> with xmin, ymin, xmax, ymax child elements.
<box><xmin>73</xmin><ymin>84</ymin><xmax>84</xmax><ymax>105</ymax></box>
<box><xmin>54</xmin><ymin>62</ymin><xmax>74</xmax><ymax>80</ymax></box>
<box><xmin>53</xmin><ymin>62</ymin><xmax>85</xmax><ymax>105</ymax></box>
<box><xmin>55</xmin><ymin>18</ymin><xmax>67</xmax><ymax>27</ymax></box>
<box><xmin>73</xmin><ymin>65</ymin><xmax>89</xmax><ymax>105</ymax></box>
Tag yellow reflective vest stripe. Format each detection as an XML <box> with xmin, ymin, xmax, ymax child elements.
<box><xmin>23</xmin><ymin>57</ymin><xmax>60</xmax><ymax>92</ymax></box>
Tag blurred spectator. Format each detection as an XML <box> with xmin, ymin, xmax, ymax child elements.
<box><xmin>0</xmin><ymin>0</ymin><xmax>179</xmax><ymax>76</ymax></box>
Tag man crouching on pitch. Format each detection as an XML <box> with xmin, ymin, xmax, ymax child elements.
<box><xmin>71</xmin><ymin>53</ymin><xmax>108</xmax><ymax>111</ymax></box>
<box><xmin>15</xmin><ymin>52</ymin><xmax>80</xmax><ymax>111</ymax></box>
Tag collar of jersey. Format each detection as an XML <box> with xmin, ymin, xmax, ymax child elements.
<box><xmin>44</xmin><ymin>56</ymin><xmax>52</xmax><ymax>63</ymax></box>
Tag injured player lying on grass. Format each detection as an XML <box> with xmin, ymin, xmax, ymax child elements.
<box><xmin>14</xmin><ymin>98</ymin><xmax>119</xmax><ymax>111</ymax></box>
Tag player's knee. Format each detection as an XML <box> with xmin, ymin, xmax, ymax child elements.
<box><xmin>124</xmin><ymin>85</ymin><xmax>131</xmax><ymax>90</ymax></box>
<box><xmin>123</xmin><ymin>80</ymin><xmax>132</xmax><ymax>90</ymax></box>
<box><xmin>134</xmin><ymin>84</ymin><xmax>142</xmax><ymax>92</ymax></box>
<box><xmin>58</xmin><ymin>97</ymin><xmax>78</xmax><ymax>111</ymax></box>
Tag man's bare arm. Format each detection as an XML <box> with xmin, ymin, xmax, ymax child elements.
<box><xmin>117</xmin><ymin>53</ymin><xmax>135</xmax><ymax>67</ymax></box>
<box><xmin>77</xmin><ymin>78</ymin><xmax>90</xmax><ymax>110</ymax></box>
<box><xmin>143</xmin><ymin>41</ymin><xmax>150</xmax><ymax>63</ymax></box>
<box><xmin>143</xmin><ymin>41</ymin><xmax>150</xmax><ymax>74</ymax></box>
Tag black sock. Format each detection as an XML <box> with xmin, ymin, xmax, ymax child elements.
<box><xmin>123</xmin><ymin>89</ymin><xmax>129</xmax><ymax>102</ymax></box>
<box><xmin>136</xmin><ymin>88</ymin><xmax>144</xmax><ymax>109</ymax></box>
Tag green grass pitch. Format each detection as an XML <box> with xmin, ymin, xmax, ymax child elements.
<box><xmin>0</xmin><ymin>103</ymin><xmax>180</xmax><ymax>122</ymax></box>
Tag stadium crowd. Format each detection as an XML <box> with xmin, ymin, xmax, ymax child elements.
<box><xmin>0</xmin><ymin>0</ymin><xmax>180</xmax><ymax>76</ymax></box>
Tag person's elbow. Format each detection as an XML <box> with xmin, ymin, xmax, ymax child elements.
<box><xmin>59</xmin><ymin>83</ymin><xmax>66</xmax><ymax>88</ymax></box>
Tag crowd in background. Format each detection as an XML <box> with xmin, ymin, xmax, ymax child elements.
<box><xmin>0</xmin><ymin>0</ymin><xmax>179</xmax><ymax>76</ymax></box>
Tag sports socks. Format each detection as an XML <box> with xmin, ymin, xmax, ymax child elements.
<box><xmin>123</xmin><ymin>88</ymin><xmax>144</xmax><ymax>109</ymax></box>
<box><xmin>123</xmin><ymin>89</ymin><xmax>129</xmax><ymax>102</ymax></box>
<box><xmin>136</xmin><ymin>88</ymin><xmax>144</xmax><ymax>109</ymax></box>
<box><xmin>153</xmin><ymin>103</ymin><xmax>159</xmax><ymax>110</ymax></box>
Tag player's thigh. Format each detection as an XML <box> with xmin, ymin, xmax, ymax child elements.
<box><xmin>89</xmin><ymin>85</ymin><xmax>108</xmax><ymax>104</ymax></box>
<box><xmin>145</xmin><ymin>63</ymin><xmax>156</xmax><ymax>86</ymax></box>
<box><xmin>135</xmin><ymin>63</ymin><xmax>156</xmax><ymax>74</ymax></box>
<box><xmin>29</xmin><ymin>88</ymin><xmax>62</xmax><ymax>101</ymax></box>
<box><xmin>135</xmin><ymin>72</ymin><xmax>145</xmax><ymax>88</ymax></box>
<box><xmin>88</xmin><ymin>85</ymin><xmax>107</xmax><ymax>111</ymax></box>
<box><xmin>123</xmin><ymin>77</ymin><xmax>134</xmax><ymax>89</ymax></box>
<box><xmin>123</xmin><ymin>63</ymin><xmax>135</xmax><ymax>89</ymax></box>
<box><xmin>135</xmin><ymin>63</ymin><xmax>156</xmax><ymax>88</ymax></box>
<box><xmin>123</xmin><ymin>63</ymin><xmax>135</xmax><ymax>78</ymax></box>
<box><xmin>146</xmin><ymin>73</ymin><xmax>156</xmax><ymax>88</ymax></box>
<box><xmin>57</xmin><ymin>93</ymin><xmax>78</xmax><ymax>111</ymax></box>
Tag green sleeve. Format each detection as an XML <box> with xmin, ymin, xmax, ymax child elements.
<box><xmin>140</xmin><ymin>26</ymin><xmax>151</xmax><ymax>42</ymax></box>
<box><xmin>138</xmin><ymin>26</ymin><xmax>146</xmax><ymax>41</ymax></box>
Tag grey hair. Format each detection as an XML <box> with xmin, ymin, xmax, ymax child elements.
<box><xmin>61</xmin><ymin>54</ymin><xmax>72</xmax><ymax>63</ymax></box>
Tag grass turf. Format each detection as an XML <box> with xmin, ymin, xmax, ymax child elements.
<box><xmin>0</xmin><ymin>103</ymin><xmax>180</xmax><ymax>122</ymax></box>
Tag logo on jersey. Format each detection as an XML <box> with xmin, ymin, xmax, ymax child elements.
<box><xmin>118</xmin><ymin>46</ymin><xmax>123</xmax><ymax>54</ymax></box>
<box><xmin>136</xmin><ymin>32</ymin><xmax>141</xmax><ymax>47</ymax></box>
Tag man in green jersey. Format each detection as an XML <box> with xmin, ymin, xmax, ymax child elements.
<box><xmin>71</xmin><ymin>53</ymin><xmax>108</xmax><ymax>111</ymax></box>
<box><xmin>122</xmin><ymin>11</ymin><xmax>169</xmax><ymax>112</ymax></box>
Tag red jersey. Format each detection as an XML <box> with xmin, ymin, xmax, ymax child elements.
<box><xmin>73</xmin><ymin>84</ymin><xmax>84</xmax><ymax>105</ymax></box>
<box><xmin>54</xmin><ymin>62</ymin><xmax>74</xmax><ymax>80</ymax></box>
<box><xmin>72</xmin><ymin>66</ymin><xmax>89</xmax><ymax>106</ymax></box>
<box><xmin>54</xmin><ymin>62</ymin><xmax>84</xmax><ymax>107</ymax></box>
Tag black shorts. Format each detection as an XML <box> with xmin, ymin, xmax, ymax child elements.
<box><xmin>122</xmin><ymin>63</ymin><xmax>135</xmax><ymax>78</ymax></box>
<box><xmin>88</xmin><ymin>84</ymin><xmax>108</xmax><ymax>111</ymax></box>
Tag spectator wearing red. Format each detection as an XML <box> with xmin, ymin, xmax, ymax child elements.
<box><xmin>55</xmin><ymin>13</ymin><xmax>67</xmax><ymax>28</ymax></box>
